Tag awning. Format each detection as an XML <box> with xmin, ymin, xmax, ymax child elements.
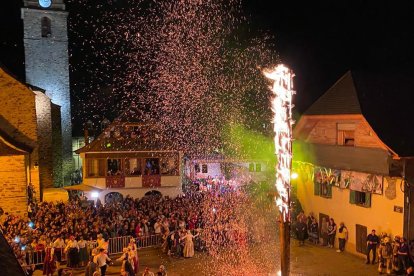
<box><xmin>63</xmin><ymin>184</ymin><xmax>102</xmax><ymax>192</ymax></box>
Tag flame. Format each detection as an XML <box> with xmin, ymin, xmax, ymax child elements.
<box><xmin>263</xmin><ymin>64</ymin><xmax>295</xmax><ymax>223</ymax></box>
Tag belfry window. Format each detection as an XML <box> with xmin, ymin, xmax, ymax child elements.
<box><xmin>41</xmin><ymin>17</ymin><xmax>51</xmax><ymax>38</ymax></box>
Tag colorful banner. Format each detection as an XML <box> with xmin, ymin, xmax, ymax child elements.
<box><xmin>340</xmin><ymin>170</ymin><xmax>383</xmax><ymax>194</ymax></box>
<box><xmin>314</xmin><ymin>167</ymin><xmax>341</xmax><ymax>186</ymax></box>
<box><xmin>106</xmin><ymin>175</ymin><xmax>125</xmax><ymax>188</ymax></box>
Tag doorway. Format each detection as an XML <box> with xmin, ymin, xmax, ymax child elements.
<box><xmin>355</xmin><ymin>224</ymin><xmax>367</xmax><ymax>254</ymax></box>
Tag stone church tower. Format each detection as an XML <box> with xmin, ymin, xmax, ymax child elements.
<box><xmin>21</xmin><ymin>0</ymin><xmax>72</xmax><ymax>185</ymax></box>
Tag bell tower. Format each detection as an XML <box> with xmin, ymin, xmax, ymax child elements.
<box><xmin>21</xmin><ymin>0</ymin><xmax>72</xmax><ymax>185</ymax></box>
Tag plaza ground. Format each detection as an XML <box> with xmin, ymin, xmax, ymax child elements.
<box><xmin>33</xmin><ymin>241</ymin><xmax>380</xmax><ymax>276</ymax></box>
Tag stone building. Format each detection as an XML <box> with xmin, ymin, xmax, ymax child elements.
<box><xmin>0</xmin><ymin>67</ymin><xmax>61</xmax><ymax>214</ymax></box>
<box><xmin>293</xmin><ymin>71</ymin><xmax>414</xmax><ymax>256</ymax></box>
<box><xmin>21</xmin><ymin>0</ymin><xmax>71</xmax><ymax>185</ymax></box>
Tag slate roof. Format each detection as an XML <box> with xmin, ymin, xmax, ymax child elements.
<box><xmin>304</xmin><ymin>70</ymin><xmax>414</xmax><ymax>157</ymax></box>
<box><xmin>0</xmin><ymin>231</ymin><xmax>26</xmax><ymax>276</ymax></box>
<box><xmin>75</xmin><ymin>106</ymin><xmax>173</xmax><ymax>153</ymax></box>
<box><xmin>305</xmin><ymin>71</ymin><xmax>362</xmax><ymax>115</ymax></box>
<box><xmin>0</xmin><ymin>115</ymin><xmax>35</xmax><ymax>154</ymax></box>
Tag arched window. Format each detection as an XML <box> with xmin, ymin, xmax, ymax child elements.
<box><xmin>41</xmin><ymin>17</ymin><xmax>51</xmax><ymax>38</ymax></box>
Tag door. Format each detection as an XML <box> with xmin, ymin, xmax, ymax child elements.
<box><xmin>319</xmin><ymin>213</ymin><xmax>329</xmax><ymax>234</ymax></box>
<box><xmin>356</xmin><ymin>224</ymin><xmax>367</xmax><ymax>254</ymax></box>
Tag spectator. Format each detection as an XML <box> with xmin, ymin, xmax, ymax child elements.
<box><xmin>366</xmin><ymin>229</ymin><xmax>379</xmax><ymax>264</ymax></box>
<box><xmin>327</xmin><ymin>218</ymin><xmax>337</xmax><ymax>249</ymax></box>
<box><xmin>336</xmin><ymin>222</ymin><xmax>348</xmax><ymax>252</ymax></box>
<box><xmin>295</xmin><ymin>219</ymin><xmax>307</xmax><ymax>246</ymax></box>
<box><xmin>398</xmin><ymin>237</ymin><xmax>410</xmax><ymax>272</ymax></box>
<box><xmin>308</xmin><ymin>217</ymin><xmax>319</xmax><ymax>244</ymax></box>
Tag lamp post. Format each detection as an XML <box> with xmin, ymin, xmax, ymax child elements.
<box><xmin>263</xmin><ymin>64</ymin><xmax>295</xmax><ymax>276</ymax></box>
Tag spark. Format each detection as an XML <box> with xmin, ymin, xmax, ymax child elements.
<box><xmin>263</xmin><ymin>64</ymin><xmax>295</xmax><ymax>223</ymax></box>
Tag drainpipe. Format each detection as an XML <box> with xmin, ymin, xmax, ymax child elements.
<box><xmin>402</xmin><ymin>159</ymin><xmax>410</xmax><ymax>240</ymax></box>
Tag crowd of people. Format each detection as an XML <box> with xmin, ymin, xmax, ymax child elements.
<box><xmin>295</xmin><ymin>211</ymin><xmax>414</xmax><ymax>275</ymax></box>
<box><xmin>0</xmin><ymin>182</ymin><xmax>255</xmax><ymax>275</ymax></box>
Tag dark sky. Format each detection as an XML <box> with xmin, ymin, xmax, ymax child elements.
<box><xmin>1</xmin><ymin>0</ymin><xmax>414</xmax><ymax>114</ymax></box>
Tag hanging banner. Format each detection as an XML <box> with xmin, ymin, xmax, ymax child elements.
<box><xmin>340</xmin><ymin>170</ymin><xmax>383</xmax><ymax>194</ymax></box>
<box><xmin>314</xmin><ymin>167</ymin><xmax>341</xmax><ymax>186</ymax></box>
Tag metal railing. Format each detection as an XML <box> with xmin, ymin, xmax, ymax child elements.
<box><xmin>23</xmin><ymin>234</ymin><xmax>163</xmax><ymax>268</ymax></box>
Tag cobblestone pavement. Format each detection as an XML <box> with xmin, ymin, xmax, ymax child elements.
<box><xmin>33</xmin><ymin>241</ymin><xmax>380</xmax><ymax>276</ymax></box>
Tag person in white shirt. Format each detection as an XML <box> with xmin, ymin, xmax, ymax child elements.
<box><xmin>52</xmin><ymin>236</ymin><xmax>65</xmax><ymax>266</ymax></box>
<box><xmin>65</xmin><ymin>236</ymin><xmax>79</xmax><ymax>268</ymax></box>
<box><xmin>154</xmin><ymin>220</ymin><xmax>162</xmax><ymax>234</ymax></box>
<box><xmin>96</xmin><ymin>248</ymin><xmax>112</xmax><ymax>276</ymax></box>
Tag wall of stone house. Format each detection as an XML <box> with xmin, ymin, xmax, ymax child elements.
<box><xmin>51</xmin><ymin>103</ymin><xmax>62</xmax><ymax>186</ymax></box>
<box><xmin>306</xmin><ymin>118</ymin><xmax>384</xmax><ymax>149</ymax></box>
<box><xmin>296</xmin><ymin>174</ymin><xmax>404</xmax><ymax>257</ymax></box>
<box><xmin>34</xmin><ymin>92</ymin><xmax>54</xmax><ymax>189</ymax></box>
<box><xmin>0</xmin><ymin>155</ymin><xmax>28</xmax><ymax>215</ymax></box>
<box><xmin>0</xmin><ymin>68</ymin><xmax>40</xmax><ymax>201</ymax></box>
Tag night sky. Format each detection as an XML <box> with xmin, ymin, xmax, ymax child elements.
<box><xmin>1</xmin><ymin>0</ymin><xmax>414</xmax><ymax>116</ymax></box>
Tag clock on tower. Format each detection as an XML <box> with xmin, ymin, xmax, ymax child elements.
<box><xmin>38</xmin><ymin>0</ymin><xmax>52</xmax><ymax>8</ymax></box>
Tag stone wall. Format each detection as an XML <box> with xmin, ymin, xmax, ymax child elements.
<box><xmin>0</xmin><ymin>68</ymin><xmax>40</xmax><ymax>202</ymax></box>
<box><xmin>51</xmin><ymin>103</ymin><xmax>63</xmax><ymax>186</ymax></box>
<box><xmin>35</xmin><ymin>92</ymin><xmax>53</xmax><ymax>189</ymax></box>
<box><xmin>0</xmin><ymin>155</ymin><xmax>28</xmax><ymax>215</ymax></box>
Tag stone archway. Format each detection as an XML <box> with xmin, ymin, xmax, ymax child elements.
<box><xmin>105</xmin><ymin>192</ymin><xmax>123</xmax><ymax>204</ymax></box>
<box><xmin>144</xmin><ymin>190</ymin><xmax>162</xmax><ymax>197</ymax></box>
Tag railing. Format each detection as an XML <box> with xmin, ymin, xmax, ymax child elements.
<box><xmin>107</xmin><ymin>235</ymin><xmax>131</xmax><ymax>255</ymax></box>
<box><xmin>137</xmin><ymin>234</ymin><xmax>162</xmax><ymax>248</ymax></box>
<box><xmin>23</xmin><ymin>234</ymin><xmax>163</xmax><ymax>268</ymax></box>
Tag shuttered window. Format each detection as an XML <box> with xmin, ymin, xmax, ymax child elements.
<box><xmin>350</xmin><ymin>190</ymin><xmax>371</xmax><ymax>208</ymax></box>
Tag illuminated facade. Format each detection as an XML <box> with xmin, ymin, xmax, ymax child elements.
<box><xmin>21</xmin><ymin>0</ymin><xmax>71</xmax><ymax>185</ymax></box>
<box><xmin>0</xmin><ymin>67</ymin><xmax>61</xmax><ymax>214</ymax></box>
<box><xmin>75</xmin><ymin>107</ymin><xmax>183</xmax><ymax>203</ymax></box>
<box><xmin>293</xmin><ymin>71</ymin><xmax>414</xmax><ymax>255</ymax></box>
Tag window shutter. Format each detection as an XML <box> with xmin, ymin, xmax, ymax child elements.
<box><xmin>365</xmin><ymin>192</ymin><xmax>371</xmax><ymax>208</ymax></box>
<box><xmin>314</xmin><ymin>181</ymin><xmax>320</xmax><ymax>196</ymax></box>
<box><xmin>327</xmin><ymin>184</ymin><xmax>332</xmax><ymax>198</ymax></box>
<box><xmin>349</xmin><ymin>190</ymin><xmax>356</xmax><ymax>204</ymax></box>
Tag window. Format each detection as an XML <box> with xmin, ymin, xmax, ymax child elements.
<box><xmin>337</xmin><ymin>123</ymin><xmax>355</xmax><ymax>146</ymax></box>
<box><xmin>160</xmin><ymin>157</ymin><xmax>178</xmax><ymax>175</ymax></box>
<box><xmin>195</xmin><ymin>164</ymin><xmax>200</xmax><ymax>173</ymax></box>
<box><xmin>255</xmin><ymin>163</ymin><xmax>262</xmax><ymax>172</ymax></box>
<box><xmin>314</xmin><ymin>181</ymin><xmax>332</xmax><ymax>198</ymax></box>
<box><xmin>86</xmin><ymin>159</ymin><xmax>105</xmax><ymax>177</ymax></box>
<box><xmin>249</xmin><ymin>163</ymin><xmax>255</xmax><ymax>172</ymax></box>
<box><xmin>144</xmin><ymin>158</ymin><xmax>160</xmax><ymax>175</ymax></box>
<box><xmin>202</xmin><ymin>164</ymin><xmax>208</xmax><ymax>173</ymax></box>
<box><xmin>107</xmin><ymin>159</ymin><xmax>123</xmax><ymax>176</ymax></box>
<box><xmin>41</xmin><ymin>17</ymin><xmax>51</xmax><ymax>38</ymax></box>
<box><xmin>125</xmin><ymin>158</ymin><xmax>142</xmax><ymax>176</ymax></box>
<box><xmin>350</xmin><ymin>190</ymin><xmax>371</xmax><ymax>207</ymax></box>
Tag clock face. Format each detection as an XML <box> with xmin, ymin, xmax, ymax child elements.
<box><xmin>39</xmin><ymin>0</ymin><xmax>52</xmax><ymax>8</ymax></box>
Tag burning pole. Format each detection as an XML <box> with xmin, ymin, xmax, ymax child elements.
<box><xmin>263</xmin><ymin>64</ymin><xmax>295</xmax><ymax>276</ymax></box>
